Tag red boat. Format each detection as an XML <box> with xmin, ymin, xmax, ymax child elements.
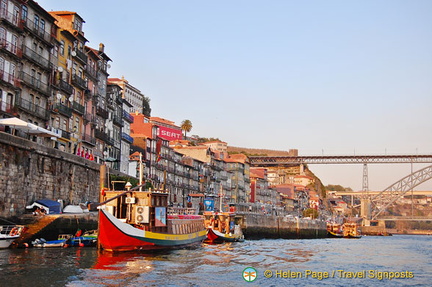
<box><xmin>203</xmin><ymin>211</ymin><xmax>244</xmax><ymax>243</ymax></box>
<box><xmin>98</xmin><ymin>188</ymin><xmax>206</xmax><ymax>252</ymax></box>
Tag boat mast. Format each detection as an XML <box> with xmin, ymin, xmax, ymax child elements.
<box><xmin>139</xmin><ymin>152</ymin><xmax>143</xmax><ymax>191</ymax></box>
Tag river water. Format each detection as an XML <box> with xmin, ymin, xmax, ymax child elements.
<box><xmin>0</xmin><ymin>235</ymin><xmax>430</xmax><ymax>287</ymax></box>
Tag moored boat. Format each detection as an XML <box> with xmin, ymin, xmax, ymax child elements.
<box><xmin>204</xmin><ymin>211</ymin><xmax>244</xmax><ymax>243</ymax></box>
<box><xmin>343</xmin><ymin>222</ymin><xmax>362</xmax><ymax>239</ymax></box>
<box><xmin>326</xmin><ymin>222</ymin><xmax>343</xmax><ymax>238</ymax></box>
<box><xmin>0</xmin><ymin>225</ymin><xmax>24</xmax><ymax>248</ymax></box>
<box><xmin>98</xmin><ymin>186</ymin><xmax>207</xmax><ymax>252</ymax></box>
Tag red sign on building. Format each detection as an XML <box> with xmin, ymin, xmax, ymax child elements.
<box><xmin>157</xmin><ymin>126</ymin><xmax>182</xmax><ymax>141</ymax></box>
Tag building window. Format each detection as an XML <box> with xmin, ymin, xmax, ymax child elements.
<box><xmin>34</xmin><ymin>15</ymin><xmax>39</xmax><ymax>30</ymax></box>
<box><xmin>40</xmin><ymin>19</ymin><xmax>45</xmax><ymax>33</ymax></box>
<box><xmin>21</xmin><ymin>5</ymin><xmax>27</xmax><ymax>21</ymax></box>
<box><xmin>60</xmin><ymin>40</ymin><xmax>65</xmax><ymax>55</ymax></box>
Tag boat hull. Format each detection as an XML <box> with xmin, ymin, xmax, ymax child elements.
<box><xmin>0</xmin><ymin>236</ymin><xmax>19</xmax><ymax>248</ymax></box>
<box><xmin>205</xmin><ymin>228</ymin><xmax>244</xmax><ymax>243</ymax></box>
<box><xmin>327</xmin><ymin>231</ymin><xmax>343</xmax><ymax>238</ymax></box>
<box><xmin>98</xmin><ymin>209</ymin><xmax>206</xmax><ymax>252</ymax></box>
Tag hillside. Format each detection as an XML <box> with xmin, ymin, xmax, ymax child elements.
<box><xmin>227</xmin><ymin>146</ymin><xmax>298</xmax><ymax>157</ymax></box>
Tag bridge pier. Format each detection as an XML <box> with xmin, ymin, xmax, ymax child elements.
<box><xmin>360</xmin><ymin>198</ymin><xmax>371</xmax><ymax>220</ymax></box>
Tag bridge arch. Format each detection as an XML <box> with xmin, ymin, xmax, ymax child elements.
<box><xmin>370</xmin><ymin>165</ymin><xmax>432</xmax><ymax>220</ymax></box>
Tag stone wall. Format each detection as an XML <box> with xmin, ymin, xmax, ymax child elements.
<box><xmin>240</xmin><ymin>213</ymin><xmax>327</xmax><ymax>239</ymax></box>
<box><xmin>0</xmin><ymin>132</ymin><xmax>101</xmax><ymax>218</ymax></box>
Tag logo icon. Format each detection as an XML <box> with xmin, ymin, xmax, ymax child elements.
<box><xmin>243</xmin><ymin>267</ymin><xmax>257</xmax><ymax>282</ymax></box>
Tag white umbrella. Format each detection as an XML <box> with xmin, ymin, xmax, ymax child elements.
<box><xmin>0</xmin><ymin>117</ymin><xmax>59</xmax><ymax>138</ymax></box>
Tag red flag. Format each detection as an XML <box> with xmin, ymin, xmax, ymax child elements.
<box><xmin>156</xmin><ymin>138</ymin><xmax>162</xmax><ymax>162</ymax></box>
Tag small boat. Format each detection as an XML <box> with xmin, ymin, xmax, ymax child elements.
<box><xmin>204</xmin><ymin>211</ymin><xmax>244</xmax><ymax>243</ymax></box>
<box><xmin>0</xmin><ymin>225</ymin><xmax>24</xmax><ymax>248</ymax></box>
<box><xmin>32</xmin><ymin>238</ymin><xmax>67</xmax><ymax>248</ymax></box>
<box><xmin>327</xmin><ymin>230</ymin><xmax>344</xmax><ymax>238</ymax></box>
<box><xmin>326</xmin><ymin>222</ymin><xmax>343</xmax><ymax>238</ymax></box>
<box><xmin>98</xmin><ymin>186</ymin><xmax>207</xmax><ymax>252</ymax></box>
<box><xmin>65</xmin><ymin>231</ymin><xmax>98</xmax><ymax>247</ymax></box>
<box><xmin>343</xmin><ymin>222</ymin><xmax>362</xmax><ymax>239</ymax></box>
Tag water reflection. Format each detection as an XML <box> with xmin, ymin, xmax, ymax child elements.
<box><xmin>0</xmin><ymin>236</ymin><xmax>431</xmax><ymax>286</ymax></box>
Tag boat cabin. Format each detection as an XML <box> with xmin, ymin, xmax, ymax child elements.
<box><xmin>102</xmin><ymin>190</ymin><xmax>169</xmax><ymax>233</ymax></box>
<box><xmin>204</xmin><ymin>212</ymin><xmax>236</xmax><ymax>235</ymax></box>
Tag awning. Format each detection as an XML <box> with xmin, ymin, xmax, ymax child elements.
<box><xmin>189</xmin><ymin>193</ymin><xmax>204</xmax><ymax>197</ymax></box>
<box><xmin>0</xmin><ymin>117</ymin><xmax>58</xmax><ymax>138</ymax></box>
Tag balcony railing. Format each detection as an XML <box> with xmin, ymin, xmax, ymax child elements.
<box><xmin>82</xmin><ymin>133</ymin><xmax>96</xmax><ymax>145</ymax></box>
<box><xmin>22</xmin><ymin>18</ymin><xmax>52</xmax><ymax>43</ymax></box>
<box><xmin>122</xmin><ymin>110</ymin><xmax>134</xmax><ymax>123</ymax></box>
<box><xmin>72</xmin><ymin>101</ymin><xmax>85</xmax><ymax>115</ymax></box>
<box><xmin>15</xmin><ymin>97</ymin><xmax>48</xmax><ymax>120</ymax></box>
<box><xmin>0</xmin><ymin>8</ymin><xmax>23</xmax><ymax>30</ymax></box>
<box><xmin>56</xmin><ymin>79</ymin><xmax>73</xmax><ymax>95</ymax></box>
<box><xmin>95</xmin><ymin>129</ymin><xmax>107</xmax><ymax>141</ymax></box>
<box><xmin>113</xmin><ymin>114</ymin><xmax>123</xmax><ymax>127</ymax></box>
<box><xmin>51</xmin><ymin>128</ymin><xmax>71</xmax><ymax>140</ymax></box>
<box><xmin>0</xmin><ymin>101</ymin><xmax>18</xmax><ymax>115</ymax></box>
<box><xmin>20</xmin><ymin>71</ymin><xmax>49</xmax><ymax>95</ymax></box>
<box><xmin>23</xmin><ymin>46</ymin><xmax>50</xmax><ymax>69</ymax></box>
<box><xmin>121</xmin><ymin>132</ymin><xmax>134</xmax><ymax>144</ymax></box>
<box><xmin>84</xmin><ymin>113</ymin><xmax>96</xmax><ymax>124</ymax></box>
<box><xmin>0</xmin><ymin>69</ymin><xmax>20</xmax><ymax>87</ymax></box>
<box><xmin>51</xmin><ymin>103</ymin><xmax>72</xmax><ymax>118</ymax></box>
<box><xmin>72</xmin><ymin>74</ymin><xmax>87</xmax><ymax>90</ymax></box>
<box><xmin>85</xmin><ymin>65</ymin><xmax>97</xmax><ymax>79</ymax></box>
<box><xmin>73</xmin><ymin>49</ymin><xmax>88</xmax><ymax>64</ymax></box>
<box><xmin>0</xmin><ymin>39</ymin><xmax>22</xmax><ymax>57</ymax></box>
<box><xmin>96</xmin><ymin>106</ymin><xmax>108</xmax><ymax>119</ymax></box>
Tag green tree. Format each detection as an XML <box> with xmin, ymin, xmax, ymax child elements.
<box><xmin>142</xmin><ymin>96</ymin><xmax>151</xmax><ymax>117</ymax></box>
<box><xmin>180</xmin><ymin>119</ymin><xmax>192</xmax><ymax>139</ymax></box>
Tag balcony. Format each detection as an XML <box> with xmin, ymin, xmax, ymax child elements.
<box><xmin>72</xmin><ymin>101</ymin><xmax>85</xmax><ymax>115</ymax></box>
<box><xmin>84</xmin><ymin>113</ymin><xmax>96</xmax><ymax>125</ymax></box>
<box><xmin>122</xmin><ymin>110</ymin><xmax>134</xmax><ymax>123</ymax></box>
<box><xmin>15</xmin><ymin>97</ymin><xmax>48</xmax><ymax>120</ymax></box>
<box><xmin>113</xmin><ymin>114</ymin><xmax>123</xmax><ymax>127</ymax></box>
<box><xmin>0</xmin><ymin>101</ymin><xmax>18</xmax><ymax>116</ymax></box>
<box><xmin>0</xmin><ymin>39</ymin><xmax>22</xmax><ymax>57</ymax></box>
<box><xmin>96</xmin><ymin>106</ymin><xmax>108</xmax><ymax>119</ymax></box>
<box><xmin>95</xmin><ymin>129</ymin><xmax>107</xmax><ymax>141</ymax></box>
<box><xmin>0</xmin><ymin>69</ymin><xmax>20</xmax><ymax>88</ymax></box>
<box><xmin>72</xmin><ymin>48</ymin><xmax>88</xmax><ymax>64</ymax></box>
<box><xmin>85</xmin><ymin>65</ymin><xmax>97</xmax><ymax>79</ymax></box>
<box><xmin>72</xmin><ymin>74</ymin><xmax>87</xmax><ymax>90</ymax></box>
<box><xmin>51</xmin><ymin>103</ymin><xmax>72</xmax><ymax>118</ymax></box>
<box><xmin>121</xmin><ymin>132</ymin><xmax>134</xmax><ymax>144</ymax></box>
<box><xmin>82</xmin><ymin>133</ymin><xmax>96</xmax><ymax>145</ymax></box>
<box><xmin>0</xmin><ymin>8</ymin><xmax>24</xmax><ymax>30</ymax></box>
<box><xmin>23</xmin><ymin>46</ymin><xmax>50</xmax><ymax>70</ymax></box>
<box><xmin>56</xmin><ymin>79</ymin><xmax>73</xmax><ymax>95</ymax></box>
<box><xmin>22</xmin><ymin>18</ymin><xmax>52</xmax><ymax>44</ymax></box>
<box><xmin>20</xmin><ymin>71</ymin><xmax>49</xmax><ymax>96</ymax></box>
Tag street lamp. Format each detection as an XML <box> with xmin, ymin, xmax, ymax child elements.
<box><xmin>125</xmin><ymin>182</ymin><xmax>132</xmax><ymax>191</ymax></box>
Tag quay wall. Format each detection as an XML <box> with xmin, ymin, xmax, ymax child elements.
<box><xmin>240</xmin><ymin>213</ymin><xmax>327</xmax><ymax>239</ymax></box>
<box><xmin>0</xmin><ymin>132</ymin><xmax>102</xmax><ymax>219</ymax></box>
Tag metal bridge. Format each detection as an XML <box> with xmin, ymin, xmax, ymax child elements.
<box><xmin>249</xmin><ymin>154</ymin><xmax>432</xmax><ymax>220</ymax></box>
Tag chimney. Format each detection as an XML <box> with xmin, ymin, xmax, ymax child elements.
<box><xmin>99</xmin><ymin>43</ymin><xmax>105</xmax><ymax>53</ymax></box>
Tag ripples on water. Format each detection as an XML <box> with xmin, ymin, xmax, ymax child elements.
<box><xmin>0</xmin><ymin>235</ymin><xmax>430</xmax><ymax>287</ymax></box>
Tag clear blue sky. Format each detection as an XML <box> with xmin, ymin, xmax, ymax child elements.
<box><xmin>38</xmin><ymin>0</ymin><xmax>432</xmax><ymax>191</ymax></box>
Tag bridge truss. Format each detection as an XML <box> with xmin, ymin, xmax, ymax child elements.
<box><xmin>249</xmin><ymin>154</ymin><xmax>432</xmax><ymax>219</ymax></box>
<box><xmin>370</xmin><ymin>165</ymin><xmax>432</xmax><ymax>220</ymax></box>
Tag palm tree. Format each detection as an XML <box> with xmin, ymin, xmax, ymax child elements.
<box><xmin>180</xmin><ymin>119</ymin><xmax>192</xmax><ymax>139</ymax></box>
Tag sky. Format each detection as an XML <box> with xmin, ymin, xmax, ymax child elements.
<box><xmin>37</xmin><ymin>0</ymin><xmax>432</xmax><ymax>191</ymax></box>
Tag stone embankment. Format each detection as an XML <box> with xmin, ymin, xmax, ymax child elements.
<box><xmin>239</xmin><ymin>213</ymin><xmax>327</xmax><ymax>239</ymax></box>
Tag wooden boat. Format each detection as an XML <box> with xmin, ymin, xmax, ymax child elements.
<box><xmin>203</xmin><ymin>211</ymin><xmax>244</xmax><ymax>243</ymax></box>
<box><xmin>0</xmin><ymin>225</ymin><xmax>23</xmax><ymax>248</ymax></box>
<box><xmin>98</xmin><ymin>187</ymin><xmax>207</xmax><ymax>252</ymax></box>
<box><xmin>326</xmin><ymin>223</ymin><xmax>343</xmax><ymax>238</ymax></box>
<box><xmin>343</xmin><ymin>222</ymin><xmax>362</xmax><ymax>239</ymax></box>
